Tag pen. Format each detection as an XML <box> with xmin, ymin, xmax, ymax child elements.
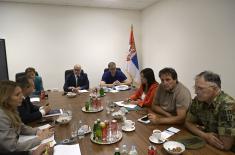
<box><xmin>44</xmin><ymin>145</ymin><xmax>48</xmax><ymax>155</ymax></box>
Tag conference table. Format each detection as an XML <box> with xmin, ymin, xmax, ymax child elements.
<box><xmin>38</xmin><ymin>89</ymin><xmax>234</xmax><ymax>155</ymax></box>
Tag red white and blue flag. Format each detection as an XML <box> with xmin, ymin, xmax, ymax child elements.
<box><xmin>126</xmin><ymin>25</ymin><xmax>140</xmax><ymax>84</ymax></box>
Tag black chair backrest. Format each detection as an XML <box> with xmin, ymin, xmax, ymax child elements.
<box><xmin>15</xmin><ymin>72</ymin><xmax>25</xmax><ymax>81</ymax></box>
<box><xmin>104</xmin><ymin>67</ymin><xmax>121</xmax><ymax>73</ymax></box>
<box><xmin>15</xmin><ymin>71</ymin><xmax>39</xmax><ymax>81</ymax></box>
<box><xmin>65</xmin><ymin>69</ymin><xmax>84</xmax><ymax>81</ymax></box>
<box><xmin>65</xmin><ymin>69</ymin><xmax>73</xmax><ymax>81</ymax></box>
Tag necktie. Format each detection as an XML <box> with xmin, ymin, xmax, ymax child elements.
<box><xmin>75</xmin><ymin>75</ymin><xmax>78</xmax><ymax>87</ymax></box>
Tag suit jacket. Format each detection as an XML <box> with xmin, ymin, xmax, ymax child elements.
<box><xmin>17</xmin><ymin>96</ymin><xmax>42</xmax><ymax>124</ymax></box>
<box><xmin>0</xmin><ymin>108</ymin><xmax>41</xmax><ymax>152</ymax></box>
<box><xmin>63</xmin><ymin>71</ymin><xmax>89</xmax><ymax>92</ymax></box>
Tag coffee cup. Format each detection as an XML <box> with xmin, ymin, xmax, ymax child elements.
<box><xmin>152</xmin><ymin>129</ymin><xmax>161</xmax><ymax>140</ymax></box>
<box><xmin>124</xmin><ymin>120</ymin><xmax>135</xmax><ymax>129</ymax></box>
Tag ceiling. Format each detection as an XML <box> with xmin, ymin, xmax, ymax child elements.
<box><xmin>0</xmin><ymin>0</ymin><xmax>160</xmax><ymax>10</ymax></box>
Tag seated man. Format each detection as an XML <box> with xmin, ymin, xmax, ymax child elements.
<box><xmin>25</xmin><ymin>67</ymin><xmax>43</xmax><ymax>95</ymax></box>
<box><xmin>100</xmin><ymin>62</ymin><xmax>131</xmax><ymax>87</ymax></box>
<box><xmin>17</xmin><ymin>76</ymin><xmax>51</xmax><ymax>124</ymax></box>
<box><xmin>63</xmin><ymin>64</ymin><xmax>89</xmax><ymax>92</ymax></box>
<box><xmin>185</xmin><ymin>71</ymin><xmax>234</xmax><ymax>151</ymax></box>
<box><xmin>148</xmin><ymin>67</ymin><xmax>191</xmax><ymax>124</ymax></box>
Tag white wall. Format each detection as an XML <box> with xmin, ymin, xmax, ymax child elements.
<box><xmin>0</xmin><ymin>2</ymin><xmax>141</xmax><ymax>90</ymax></box>
<box><xmin>142</xmin><ymin>0</ymin><xmax>235</xmax><ymax>97</ymax></box>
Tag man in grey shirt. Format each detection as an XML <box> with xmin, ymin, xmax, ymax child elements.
<box><xmin>148</xmin><ymin>67</ymin><xmax>191</xmax><ymax>124</ymax></box>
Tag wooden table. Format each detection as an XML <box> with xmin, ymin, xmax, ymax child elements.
<box><xmin>41</xmin><ymin>90</ymin><xmax>234</xmax><ymax>155</ymax></box>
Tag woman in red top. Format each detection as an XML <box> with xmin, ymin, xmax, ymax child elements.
<box><xmin>128</xmin><ymin>68</ymin><xmax>159</xmax><ymax>107</ymax></box>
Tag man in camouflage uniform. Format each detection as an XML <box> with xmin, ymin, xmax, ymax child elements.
<box><xmin>185</xmin><ymin>71</ymin><xmax>235</xmax><ymax>151</ymax></box>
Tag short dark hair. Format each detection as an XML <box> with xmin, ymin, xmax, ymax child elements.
<box><xmin>141</xmin><ymin>68</ymin><xmax>156</xmax><ymax>91</ymax></box>
<box><xmin>159</xmin><ymin>67</ymin><xmax>178</xmax><ymax>81</ymax></box>
<box><xmin>108</xmin><ymin>62</ymin><xmax>116</xmax><ymax>68</ymax></box>
<box><xmin>196</xmin><ymin>71</ymin><xmax>221</xmax><ymax>88</ymax></box>
<box><xmin>16</xmin><ymin>76</ymin><xmax>31</xmax><ymax>89</ymax></box>
<box><xmin>25</xmin><ymin>67</ymin><xmax>36</xmax><ymax>74</ymax></box>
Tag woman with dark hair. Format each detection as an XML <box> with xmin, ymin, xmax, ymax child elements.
<box><xmin>128</xmin><ymin>68</ymin><xmax>159</xmax><ymax>107</ymax></box>
<box><xmin>0</xmin><ymin>81</ymin><xmax>53</xmax><ymax>152</ymax></box>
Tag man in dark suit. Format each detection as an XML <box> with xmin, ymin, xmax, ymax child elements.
<box><xmin>63</xmin><ymin>64</ymin><xmax>89</xmax><ymax>92</ymax></box>
<box><xmin>17</xmin><ymin>76</ymin><xmax>51</xmax><ymax>124</ymax></box>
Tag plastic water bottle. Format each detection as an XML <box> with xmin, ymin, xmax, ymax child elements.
<box><xmin>121</xmin><ymin>144</ymin><xmax>128</xmax><ymax>155</ymax></box>
<box><xmin>78</xmin><ymin>120</ymin><xmax>84</xmax><ymax>139</ymax></box>
<box><xmin>128</xmin><ymin>145</ymin><xmax>138</xmax><ymax>155</ymax></box>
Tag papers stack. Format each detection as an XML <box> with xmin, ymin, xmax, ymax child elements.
<box><xmin>161</xmin><ymin>127</ymin><xmax>180</xmax><ymax>140</ymax></box>
<box><xmin>78</xmin><ymin>90</ymin><xmax>89</xmax><ymax>93</ymax></box>
<box><xmin>114</xmin><ymin>101</ymin><xmax>137</xmax><ymax>109</ymax></box>
<box><xmin>54</xmin><ymin>144</ymin><xmax>81</xmax><ymax>155</ymax></box>
<box><xmin>30</xmin><ymin>97</ymin><xmax>40</xmax><ymax>102</ymax></box>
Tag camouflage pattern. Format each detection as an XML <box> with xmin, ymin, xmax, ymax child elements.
<box><xmin>186</xmin><ymin>91</ymin><xmax>235</xmax><ymax>136</ymax></box>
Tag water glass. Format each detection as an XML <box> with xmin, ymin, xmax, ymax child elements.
<box><xmin>71</xmin><ymin>123</ymin><xmax>78</xmax><ymax>138</ymax></box>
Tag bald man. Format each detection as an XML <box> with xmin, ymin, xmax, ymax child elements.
<box><xmin>63</xmin><ymin>64</ymin><xmax>89</xmax><ymax>92</ymax></box>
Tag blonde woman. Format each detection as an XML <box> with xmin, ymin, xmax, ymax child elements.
<box><xmin>0</xmin><ymin>81</ymin><xmax>53</xmax><ymax>152</ymax></box>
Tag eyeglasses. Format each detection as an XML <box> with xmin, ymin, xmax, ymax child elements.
<box><xmin>193</xmin><ymin>85</ymin><xmax>214</xmax><ymax>92</ymax></box>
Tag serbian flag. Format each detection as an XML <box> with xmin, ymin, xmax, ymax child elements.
<box><xmin>126</xmin><ymin>25</ymin><xmax>140</xmax><ymax>85</ymax></box>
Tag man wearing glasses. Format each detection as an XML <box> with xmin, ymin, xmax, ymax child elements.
<box><xmin>185</xmin><ymin>71</ymin><xmax>235</xmax><ymax>151</ymax></box>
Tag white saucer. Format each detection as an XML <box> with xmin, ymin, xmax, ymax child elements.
<box><xmin>149</xmin><ymin>135</ymin><xmax>166</xmax><ymax>144</ymax></box>
<box><xmin>122</xmin><ymin>126</ymin><xmax>135</xmax><ymax>132</ymax></box>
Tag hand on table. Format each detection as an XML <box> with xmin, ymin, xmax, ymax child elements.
<box><xmin>68</xmin><ymin>87</ymin><xmax>75</xmax><ymax>91</ymax></box>
<box><xmin>130</xmin><ymin>100</ymin><xmax>138</xmax><ymax>105</ymax></box>
<box><xmin>32</xmin><ymin>143</ymin><xmax>53</xmax><ymax>155</ymax></box>
<box><xmin>124</xmin><ymin>98</ymin><xmax>132</xmax><ymax>103</ymax></box>
<box><xmin>204</xmin><ymin>132</ymin><xmax>224</xmax><ymax>150</ymax></box>
<box><xmin>113</xmin><ymin>80</ymin><xmax>120</xmax><ymax>86</ymax></box>
<box><xmin>43</xmin><ymin>105</ymin><xmax>51</xmax><ymax>114</ymax></box>
<box><xmin>148</xmin><ymin>113</ymin><xmax>160</xmax><ymax>124</ymax></box>
<box><xmin>37</xmin><ymin>127</ymin><xmax>54</xmax><ymax>141</ymax></box>
<box><xmin>72</xmin><ymin>87</ymin><xmax>80</xmax><ymax>93</ymax></box>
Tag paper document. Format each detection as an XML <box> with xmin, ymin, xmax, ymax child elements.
<box><xmin>114</xmin><ymin>101</ymin><xmax>137</xmax><ymax>109</ymax></box>
<box><xmin>30</xmin><ymin>97</ymin><xmax>40</xmax><ymax>102</ymax></box>
<box><xmin>167</xmin><ymin>127</ymin><xmax>180</xmax><ymax>133</ymax></box>
<box><xmin>161</xmin><ymin>127</ymin><xmax>180</xmax><ymax>139</ymax></box>
<box><xmin>54</xmin><ymin>144</ymin><xmax>81</xmax><ymax>155</ymax></box>
<box><xmin>110</xmin><ymin>89</ymin><xmax>119</xmax><ymax>93</ymax></box>
<box><xmin>79</xmin><ymin>90</ymin><xmax>89</xmax><ymax>93</ymax></box>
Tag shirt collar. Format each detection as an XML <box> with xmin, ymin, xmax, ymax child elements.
<box><xmin>74</xmin><ymin>74</ymin><xmax>80</xmax><ymax>78</ymax></box>
<box><xmin>166</xmin><ymin>82</ymin><xmax>179</xmax><ymax>93</ymax></box>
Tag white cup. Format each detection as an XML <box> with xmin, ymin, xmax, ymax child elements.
<box><xmin>152</xmin><ymin>129</ymin><xmax>161</xmax><ymax>140</ymax></box>
<box><xmin>124</xmin><ymin>120</ymin><xmax>135</xmax><ymax>129</ymax></box>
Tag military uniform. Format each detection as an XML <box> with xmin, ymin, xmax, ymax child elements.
<box><xmin>186</xmin><ymin>91</ymin><xmax>235</xmax><ymax>149</ymax></box>
<box><xmin>187</xmin><ymin>91</ymin><xmax>235</xmax><ymax>136</ymax></box>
